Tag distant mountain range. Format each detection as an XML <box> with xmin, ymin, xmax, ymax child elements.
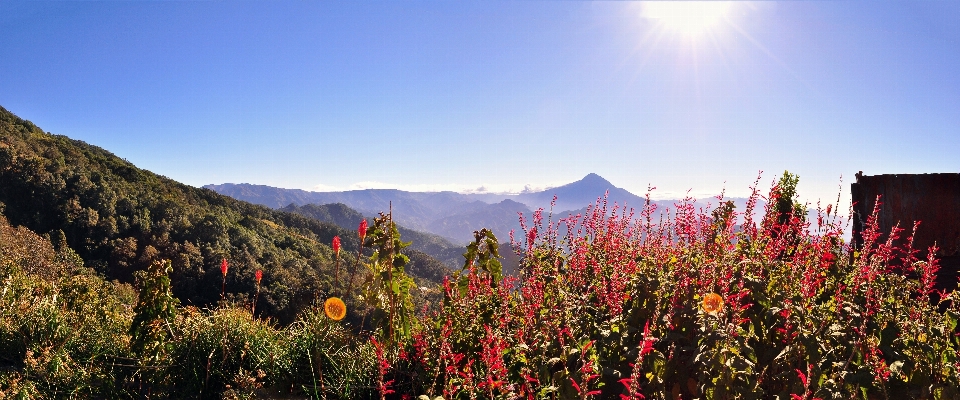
<box><xmin>206</xmin><ymin>173</ymin><xmax>759</xmax><ymax>247</ymax></box>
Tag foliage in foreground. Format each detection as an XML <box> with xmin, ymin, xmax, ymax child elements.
<box><xmin>0</xmin><ymin>211</ymin><xmax>377</xmax><ymax>399</ymax></box>
<box><xmin>403</xmin><ymin>173</ymin><xmax>960</xmax><ymax>399</ymax></box>
<box><xmin>2</xmin><ymin>172</ymin><xmax>960</xmax><ymax>399</ymax></box>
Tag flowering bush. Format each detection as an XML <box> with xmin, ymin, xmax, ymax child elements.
<box><xmin>4</xmin><ymin>172</ymin><xmax>960</xmax><ymax>399</ymax></box>
<box><xmin>403</xmin><ymin>172</ymin><xmax>960</xmax><ymax>399</ymax></box>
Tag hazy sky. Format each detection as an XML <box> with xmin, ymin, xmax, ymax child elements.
<box><xmin>1</xmin><ymin>1</ymin><xmax>958</xmax><ymax>205</ymax></box>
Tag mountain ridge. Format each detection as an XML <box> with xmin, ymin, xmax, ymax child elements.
<box><xmin>207</xmin><ymin>176</ymin><xmax>764</xmax><ymax>247</ymax></box>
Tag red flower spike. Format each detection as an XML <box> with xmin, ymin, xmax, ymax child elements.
<box><xmin>795</xmin><ymin>368</ymin><xmax>807</xmax><ymax>386</ymax></box>
<box><xmin>255</xmin><ymin>270</ymin><xmax>262</xmax><ymax>284</ymax></box>
<box><xmin>582</xmin><ymin>340</ymin><xmax>594</xmax><ymax>352</ymax></box>
<box><xmin>332</xmin><ymin>235</ymin><xmax>341</xmax><ymax>256</ymax></box>
<box><xmin>639</xmin><ymin>320</ymin><xmax>657</xmax><ymax>356</ymax></box>
<box><xmin>220</xmin><ymin>258</ymin><xmax>228</xmax><ymax>276</ymax></box>
<box><xmin>358</xmin><ymin>219</ymin><xmax>368</xmax><ymax>241</ymax></box>
<box><xmin>569</xmin><ymin>377</ymin><xmax>581</xmax><ymax>394</ymax></box>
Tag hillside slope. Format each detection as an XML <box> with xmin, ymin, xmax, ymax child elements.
<box><xmin>0</xmin><ymin>106</ymin><xmax>447</xmax><ymax>322</ymax></box>
<box><xmin>280</xmin><ymin>203</ymin><xmax>464</xmax><ymax>268</ymax></box>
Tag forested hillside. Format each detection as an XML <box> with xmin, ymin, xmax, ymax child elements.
<box><xmin>0</xmin><ymin>106</ymin><xmax>446</xmax><ymax>323</ymax></box>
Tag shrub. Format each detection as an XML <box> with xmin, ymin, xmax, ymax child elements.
<box><xmin>0</xmin><ymin>265</ymin><xmax>136</xmax><ymax>398</ymax></box>
<box><xmin>164</xmin><ymin>307</ymin><xmax>286</xmax><ymax>398</ymax></box>
<box><xmin>0</xmin><ymin>214</ymin><xmax>135</xmax><ymax>398</ymax></box>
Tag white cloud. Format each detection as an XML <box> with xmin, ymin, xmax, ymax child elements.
<box><xmin>310</xmin><ymin>183</ymin><xmax>345</xmax><ymax>192</ymax></box>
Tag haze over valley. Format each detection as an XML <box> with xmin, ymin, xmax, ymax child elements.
<box><xmin>206</xmin><ymin>173</ymin><xmax>760</xmax><ymax>247</ymax></box>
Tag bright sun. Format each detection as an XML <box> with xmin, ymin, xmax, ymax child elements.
<box><xmin>641</xmin><ymin>2</ymin><xmax>732</xmax><ymax>37</ymax></box>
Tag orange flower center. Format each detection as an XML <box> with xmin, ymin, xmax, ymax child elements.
<box><xmin>702</xmin><ymin>292</ymin><xmax>723</xmax><ymax>314</ymax></box>
<box><xmin>324</xmin><ymin>297</ymin><xmax>347</xmax><ymax>321</ymax></box>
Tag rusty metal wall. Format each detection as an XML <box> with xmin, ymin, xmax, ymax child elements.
<box><xmin>851</xmin><ymin>172</ymin><xmax>960</xmax><ymax>290</ymax></box>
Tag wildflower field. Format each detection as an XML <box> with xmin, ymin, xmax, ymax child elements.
<box><xmin>2</xmin><ymin>172</ymin><xmax>959</xmax><ymax>399</ymax></box>
<box><xmin>399</xmin><ymin>173</ymin><xmax>960</xmax><ymax>399</ymax></box>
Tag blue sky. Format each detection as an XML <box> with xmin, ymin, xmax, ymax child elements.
<box><xmin>1</xmin><ymin>1</ymin><xmax>958</xmax><ymax>206</ymax></box>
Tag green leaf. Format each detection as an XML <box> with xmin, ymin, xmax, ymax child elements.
<box><xmin>945</xmin><ymin>310</ymin><xmax>959</xmax><ymax>332</ymax></box>
<box><xmin>889</xmin><ymin>360</ymin><xmax>904</xmax><ymax>376</ymax></box>
<box><xmin>538</xmin><ymin>385</ymin><xmax>558</xmax><ymax>396</ymax></box>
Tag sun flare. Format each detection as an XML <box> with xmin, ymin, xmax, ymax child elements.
<box><xmin>641</xmin><ymin>1</ymin><xmax>732</xmax><ymax>37</ymax></box>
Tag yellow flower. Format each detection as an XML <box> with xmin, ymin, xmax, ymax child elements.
<box><xmin>324</xmin><ymin>297</ymin><xmax>347</xmax><ymax>321</ymax></box>
<box><xmin>702</xmin><ymin>292</ymin><xmax>723</xmax><ymax>314</ymax></box>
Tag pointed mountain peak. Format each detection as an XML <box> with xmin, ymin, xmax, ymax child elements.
<box><xmin>542</xmin><ymin>173</ymin><xmax>619</xmax><ymax>195</ymax></box>
<box><xmin>512</xmin><ymin>172</ymin><xmax>643</xmax><ymax>212</ymax></box>
<box><xmin>579</xmin><ymin>173</ymin><xmax>612</xmax><ymax>186</ymax></box>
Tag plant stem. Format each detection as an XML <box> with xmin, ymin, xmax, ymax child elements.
<box><xmin>332</xmin><ymin>255</ymin><xmax>341</xmax><ymax>295</ymax></box>
<box><xmin>251</xmin><ymin>284</ymin><xmax>260</xmax><ymax>315</ymax></box>
<box><xmin>345</xmin><ymin>242</ymin><xmax>364</xmax><ymax>298</ymax></box>
<box><xmin>387</xmin><ymin>209</ymin><xmax>396</xmax><ymax>345</ymax></box>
